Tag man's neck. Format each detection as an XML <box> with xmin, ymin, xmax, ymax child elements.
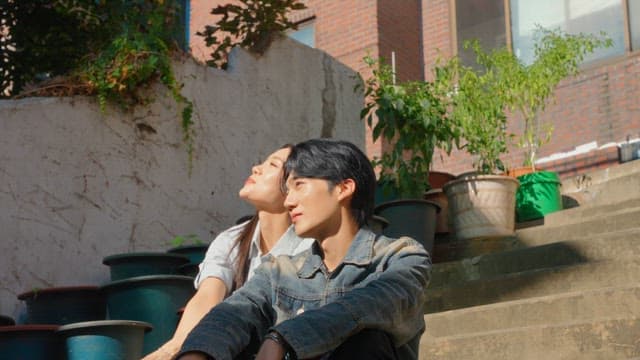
<box><xmin>257</xmin><ymin>210</ymin><xmax>291</xmax><ymax>254</ymax></box>
<box><xmin>318</xmin><ymin>212</ymin><xmax>360</xmax><ymax>272</ymax></box>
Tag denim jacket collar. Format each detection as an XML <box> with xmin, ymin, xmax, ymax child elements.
<box><xmin>297</xmin><ymin>228</ymin><xmax>376</xmax><ymax>278</ymax></box>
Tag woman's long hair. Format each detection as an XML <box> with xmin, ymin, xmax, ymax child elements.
<box><xmin>230</xmin><ymin>144</ymin><xmax>292</xmax><ymax>292</ymax></box>
<box><xmin>231</xmin><ymin>214</ymin><xmax>259</xmax><ymax>292</ymax></box>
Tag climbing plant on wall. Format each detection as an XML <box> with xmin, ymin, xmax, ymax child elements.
<box><xmin>1</xmin><ymin>0</ymin><xmax>194</xmax><ymax>170</ymax></box>
<box><xmin>0</xmin><ymin>0</ymin><xmax>306</xmax><ymax>172</ymax></box>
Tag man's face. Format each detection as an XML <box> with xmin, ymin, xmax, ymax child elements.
<box><xmin>284</xmin><ymin>174</ymin><xmax>342</xmax><ymax>240</ymax></box>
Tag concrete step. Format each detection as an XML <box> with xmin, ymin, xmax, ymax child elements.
<box><xmin>515</xmin><ymin>205</ymin><xmax>640</xmax><ymax>246</ymax></box>
<box><xmin>430</xmin><ymin>232</ymin><xmax>640</xmax><ymax>287</ymax></box>
<box><xmin>562</xmin><ymin>159</ymin><xmax>640</xmax><ymax>207</ymax></box>
<box><xmin>425</xmin><ymin>259</ymin><xmax>640</xmax><ymax>313</ymax></box>
<box><xmin>434</xmin><ymin>207</ymin><xmax>640</xmax><ymax>263</ymax></box>
<box><xmin>424</xmin><ymin>284</ymin><xmax>640</xmax><ymax>338</ymax></box>
<box><xmin>420</xmin><ymin>316</ymin><xmax>640</xmax><ymax>360</ymax></box>
<box><xmin>543</xmin><ymin>197</ymin><xmax>640</xmax><ymax>227</ymax></box>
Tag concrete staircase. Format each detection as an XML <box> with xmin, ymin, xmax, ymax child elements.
<box><xmin>420</xmin><ymin>160</ymin><xmax>640</xmax><ymax>359</ymax></box>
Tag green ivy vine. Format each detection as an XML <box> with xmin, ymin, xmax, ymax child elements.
<box><xmin>2</xmin><ymin>0</ymin><xmax>194</xmax><ymax>171</ymax></box>
<box><xmin>1</xmin><ymin>0</ymin><xmax>306</xmax><ymax>172</ymax></box>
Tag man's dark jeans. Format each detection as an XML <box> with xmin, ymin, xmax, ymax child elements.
<box><xmin>328</xmin><ymin>329</ymin><xmax>398</xmax><ymax>360</ymax></box>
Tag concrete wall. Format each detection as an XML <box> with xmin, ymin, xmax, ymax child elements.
<box><xmin>190</xmin><ymin>0</ymin><xmax>386</xmax><ymax>161</ymax></box>
<box><xmin>0</xmin><ymin>37</ymin><xmax>364</xmax><ymax>319</ymax></box>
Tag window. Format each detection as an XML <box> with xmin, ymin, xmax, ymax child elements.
<box><xmin>288</xmin><ymin>21</ymin><xmax>315</xmax><ymax>48</ymax></box>
<box><xmin>630</xmin><ymin>0</ymin><xmax>640</xmax><ymax>51</ymax></box>
<box><xmin>455</xmin><ymin>0</ymin><xmax>506</xmax><ymax>67</ymax></box>
<box><xmin>510</xmin><ymin>0</ymin><xmax>625</xmax><ymax>65</ymax></box>
<box><xmin>454</xmin><ymin>1</ymin><xmax>637</xmax><ymax>66</ymax></box>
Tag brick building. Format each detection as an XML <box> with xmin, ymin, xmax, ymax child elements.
<box><xmin>188</xmin><ymin>0</ymin><xmax>640</xmax><ymax>179</ymax></box>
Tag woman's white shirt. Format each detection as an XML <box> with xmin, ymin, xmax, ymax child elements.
<box><xmin>194</xmin><ymin>220</ymin><xmax>313</xmax><ymax>295</ymax></box>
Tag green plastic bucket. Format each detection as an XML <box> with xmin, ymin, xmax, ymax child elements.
<box><xmin>17</xmin><ymin>286</ymin><xmax>106</xmax><ymax>325</ymax></box>
<box><xmin>0</xmin><ymin>325</ymin><xmax>63</xmax><ymax>360</ymax></box>
<box><xmin>57</xmin><ymin>320</ymin><xmax>152</xmax><ymax>360</ymax></box>
<box><xmin>516</xmin><ymin>171</ymin><xmax>563</xmax><ymax>222</ymax></box>
<box><xmin>101</xmin><ymin>275</ymin><xmax>195</xmax><ymax>355</ymax></box>
<box><xmin>102</xmin><ymin>252</ymin><xmax>190</xmax><ymax>281</ymax></box>
<box><xmin>167</xmin><ymin>244</ymin><xmax>209</xmax><ymax>265</ymax></box>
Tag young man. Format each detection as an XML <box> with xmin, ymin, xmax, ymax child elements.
<box><xmin>177</xmin><ymin>138</ymin><xmax>431</xmax><ymax>360</ymax></box>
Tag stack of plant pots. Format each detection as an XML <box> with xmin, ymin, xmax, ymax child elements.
<box><xmin>1</xmin><ymin>285</ymin><xmax>153</xmax><ymax>360</ymax></box>
<box><xmin>1</xmin><ymin>249</ymin><xmax>200</xmax><ymax>359</ymax></box>
<box><xmin>101</xmin><ymin>252</ymin><xmax>195</xmax><ymax>355</ymax></box>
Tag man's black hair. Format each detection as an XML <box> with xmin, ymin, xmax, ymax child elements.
<box><xmin>283</xmin><ymin>138</ymin><xmax>376</xmax><ymax>227</ymax></box>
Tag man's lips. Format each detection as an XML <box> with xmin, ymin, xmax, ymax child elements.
<box><xmin>290</xmin><ymin>212</ymin><xmax>302</xmax><ymax>222</ymax></box>
<box><xmin>244</xmin><ymin>177</ymin><xmax>255</xmax><ymax>186</ymax></box>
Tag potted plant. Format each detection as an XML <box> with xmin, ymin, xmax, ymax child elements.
<box><xmin>503</xmin><ymin>28</ymin><xmax>611</xmax><ymax>221</ymax></box>
<box><xmin>440</xmin><ymin>42</ymin><xmax>521</xmax><ymax>241</ymax></box>
<box><xmin>359</xmin><ymin>56</ymin><xmax>460</xmax><ymax>252</ymax></box>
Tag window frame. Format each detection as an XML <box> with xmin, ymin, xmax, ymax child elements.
<box><xmin>450</xmin><ymin>0</ymin><xmax>639</xmax><ymax>61</ymax></box>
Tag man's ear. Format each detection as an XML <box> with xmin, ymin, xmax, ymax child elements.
<box><xmin>336</xmin><ymin>179</ymin><xmax>356</xmax><ymax>201</ymax></box>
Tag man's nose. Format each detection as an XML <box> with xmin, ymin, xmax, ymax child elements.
<box><xmin>284</xmin><ymin>191</ymin><xmax>296</xmax><ymax>210</ymax></box>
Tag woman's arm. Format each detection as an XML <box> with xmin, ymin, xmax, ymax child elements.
<box><xmin>142</xmin><ymin>277</ymin><xmax>227</xmax><ymax>359</ymax></box>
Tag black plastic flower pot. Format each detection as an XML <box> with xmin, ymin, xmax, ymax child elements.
<box><xmin>17</xmin><ymin>286</ymin><xmax>106</xmax><ymax>325</ymax></box>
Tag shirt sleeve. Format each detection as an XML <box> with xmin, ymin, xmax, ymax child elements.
<box><xmin>194</xmin><ymin>222</ymin><xmax>247</xmax><ymax>292</ymax></box>
<box><xmin>178</xmin><ymin>257</ymin><xmax>277</xmax><ymax>360</ymax></box>
<box><xmin>272</xmin><ymin>238</ymin><xmax>431</xmax><ymax>359</ymax></box>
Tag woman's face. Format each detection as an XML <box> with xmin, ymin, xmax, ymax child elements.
<box><xmin>238</xmin><ymin>147</ymin><xmax>291</xmax><ymax>212</ymax></box>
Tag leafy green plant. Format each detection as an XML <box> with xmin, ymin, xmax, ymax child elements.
<box><xmin>170</xmin><ymin>234</ymin><xmax>204</xmax><ymax>247</ymax></box>
<box><xmin>2</xmin><ymin>0</ymin><xmax>195</xmax><ymax>172</ymax></box>
<box><xmin>503</xmin><ymin>28</ymin><xmax>611</xmax><ymax>170</ymax></box>
<box><xmin>197</xmin><ymin>0</ymin><xmax>307</xmax><ymax>69</ymax></box>
<box><xmin>444</xmin><ymin>28</ymin><xmax>611</xmax><ymax>174</ymax></box>
<box><xmin>443</xmin><ymin>44</ymin><xmax>514</xmax><ymax>175</ymax></box>
<box><xmin>360</xmin><ymin>56</ymin><xmax>460</xmax><ymax>198</ymax></box>
<box><xmin>81</xmin><ymin>29</ymin><xmax>195</xmax><ymax>170</ymax></box>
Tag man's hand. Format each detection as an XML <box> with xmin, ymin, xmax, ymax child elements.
<box><xmin>255</xmin><ymin>338</ymin><xmax>286</xmax><ymax>360</ymax></box>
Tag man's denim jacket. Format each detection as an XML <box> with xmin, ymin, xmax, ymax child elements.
<box><xmin>179</xmin><ymin>228</ymin><xmax>432</xmax><ymax>360</ymax></box>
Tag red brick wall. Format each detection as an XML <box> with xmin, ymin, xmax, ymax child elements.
<box><xmin>188</xmin><ymin>1</ymin><xmax>640</xmax><ymax>179</ymax></box>
<box><xmin>377</xmin><ymin>0</ymin><xmax>423</xmax><ymax>82</ymax></box>
<box><xmin>422</xmin><ymin>0</ymin><xmax>454</xmax><ymax>79</ymax></box>
<box><xmin>189</xmin><ymin>1</ymin><xmax>227</xmax><ymax>62</ymax></box>
<box><xmin>423</xmin><ymin>1</ymin><xmax>640</xmax><ymax>178</ymax></box>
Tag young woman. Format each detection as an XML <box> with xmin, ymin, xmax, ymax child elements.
<box><xmin>144</xmin><ymin>145</ymin><xmax>313</xmax><ymax>360</ymax></box>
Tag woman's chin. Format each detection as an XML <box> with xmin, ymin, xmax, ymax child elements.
<box><xmin>238</xmin><ymin>187</ymin><xmax>251</xmax><ymax>198</ymax></box>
